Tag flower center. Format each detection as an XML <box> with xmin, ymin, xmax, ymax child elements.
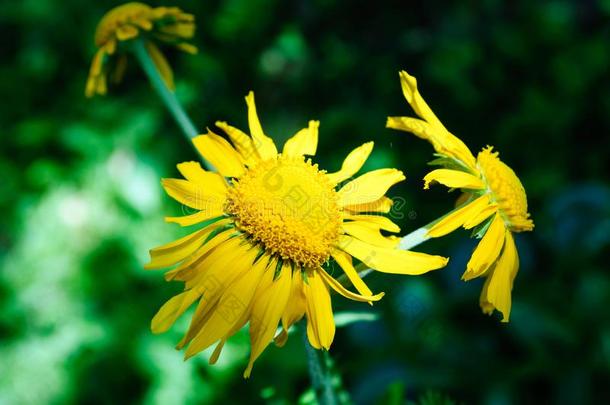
<box><xmin>95</xmin><ymin>2</ymin><xmax>151</xmax><ymax>46</ymax></box>
<box><xmin>477</xmin><ymin>147</ymin><xmax>533</xmax><ymax>232</ymax></box>
<box><xmin>225</xmin><ymin>155</ymin><xmax>342</xmax><ymax>268</ymax></box>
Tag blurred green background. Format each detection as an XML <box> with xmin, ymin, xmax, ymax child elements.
<box><xmin>2</xmin><ymin>0</ymin><xmax>610</xmax><ymax>403</ymax></box>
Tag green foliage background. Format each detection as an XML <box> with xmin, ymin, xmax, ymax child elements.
<box><xmin>1</xmin><ymin>0</ymin><xmax>610</xmax><ymax>403</ymax></box>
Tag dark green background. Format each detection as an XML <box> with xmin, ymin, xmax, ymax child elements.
<box><xmin>1</xmin><ymin>0</ymin><xmax>609</xmax><ymax>403</ymax></box>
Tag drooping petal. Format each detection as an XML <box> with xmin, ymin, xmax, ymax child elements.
<box><xmin>151</xmin><ymin>288</ymin><xmax>201</xmax><ymax>334</ymax></box>
<box><xmin>317</xmin><ymin>267</ymin><xmax>384</xmax><ymax>303</ymax></box>
<box><xmin>192</xmin><ymin>131</ymin><xmax>246</xmax><ymax>178</ymax></box>
<box><xmin>423</xmin><ymin>168</ymin><xmax>485</xmax><ymax>190</ymax></box>
<box><xmin>215</xmin><ymin>121</ymin><xmax>260</xmax><ymax>166</ymax></box>
<box><xmin>177</xmin><ymin>239</ymin><xmax>258</xmax><ymax>350</ymax></box>
<box><xmin>463</xmin><ymin>213</ymin><xmax>506</xmax><ymax>281</ymax></box>
<box><xmin>331</xmin><ymin>248</ymin><xmax>373</xmax><ymax>297</ymax></box>
<box><xmin>183</xmin><ymin>247</ymin><xmax>266</xmax><ymax>359</ymax></box>
<box><xmin>326</xmin><ymin>142</ymin><xmax>373</xmax><ymax>184</ymax></box>
<box><xmin>304</xmin><ymin>270</ymin><xmax>335</xmax><ymax>350</ymax></box>
<box><xmin>426</xmin><ymin>194</ymin><xmax>490</xmax><ymax>238</ymax></box>
<box><xmin>244</xmin><ymin>91</ymin><xmax>278</xmax><ymax>160</ymax></box>
<box><xmin>339</xmin><ymin>169</ymin><xmax>405</xmax><ymax>207</ymax></box>
<box><xmin>480</xmin><ymin>231</ymin><xmax>519</xmax><ymax>322</ymax></box>
<box><xmin>342</xmin><ymin>221</ymin><xmax>399</xmax><ymax>248</ymax></box>
<box><xmin>145</xmin><ymin>41</ymin><xmax>175</xmax><ymax>90</ymax></box>
<box><xmin>337</xmin><ymin>235</ymin><xmax>448</xmax><ymax>275</ymax></box>
<box><xmin>244</xmin><ymin>261</ymin><xmax>292</xmax><ymax>378</ymax></box>
<box><xmin>344</xmin><ymin>196</ymin><xmax>394</xmax><ymax>214</ymax></box>
<box><xmin>275</xmin><ymin>269</ymin><xmax>307</xmax><ymax>347</ymax></box>
<box><xmin>283</xmin><ymin>120</ymin><xmax>319</xmax><ymax>157</ymax></box>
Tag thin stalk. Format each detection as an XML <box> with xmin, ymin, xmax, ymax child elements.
<box><xmin>132</xmin><ymin>39</ymin><xmax>212</xmax><ymax>169</ymax></box>
<box><xmin>301</xmin><ymin>323</ymin><xmax>337</xmax><ymax>405</ymax></box>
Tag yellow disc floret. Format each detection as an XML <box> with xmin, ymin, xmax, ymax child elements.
<box><xmin>226</xmin><ymin>155</ymin><xmax>342</xmax><ymax>268</ymax></box>
<box><xmin>477</xmin><ymin>146</ymin><xmax>534</xmax><ymax>232</ymax></box>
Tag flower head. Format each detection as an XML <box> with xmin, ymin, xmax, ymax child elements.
<box><xmin>387</xmin><ymin>71</ymin><xmax>534</xmax><ymax>322</ymax></box>
<box><xmin>86</xmin><ymin>2</ymin><xmax>197</xmax><ymax>97</ymax></box>
<box><xmin>147</xmin><ymin>91</ymin><xmax>448</xmax><ymax>377</ymax></box>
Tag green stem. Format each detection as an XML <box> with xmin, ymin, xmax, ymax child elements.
<box><xmin>132</xmin><ymin>39</ymin><xmax>212</xmax><ymax>169</ymax></box>
<box><xmin>301</xmin><ymin>323</ymin><xmax>337</xmax><ymax>405</ymax></box>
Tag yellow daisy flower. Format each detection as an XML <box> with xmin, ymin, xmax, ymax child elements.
<box><xmin>147</xmin><ymin>91</ymin><xmax>449</xmax><ymax>377</ymax></box>
<box><xmin>86</xmin><ymin>2</ymin><xmax>197</xmax><ymax>98</ymax></box>
<box><xmin>387</xmin><ymin>71</ymin><xmax>534</xmax><ymax>322</ymax></box>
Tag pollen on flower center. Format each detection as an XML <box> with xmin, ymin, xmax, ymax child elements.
<box><xmin>225</xmin><ymin>155</ymin><xmax>342</xmax><ymax>268</ymax></box>
<box><xmin>477</xmin><ymin>147</ymin><xmax>534</xmax><ymax>232</ymax></box>
<box><xmin>95</xmin><ymin>2</ymin><xmax>151</xmax><ymax>46</ymax></box>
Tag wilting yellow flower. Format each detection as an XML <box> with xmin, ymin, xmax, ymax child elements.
<box><xmin>85</xmin><ymin>2</ymin><xmax>197</xmax><ymax>98</ymax></box>
<box><xmin>147</xmin><ymin>91</ymin><xmax>448</xmax><ymax>377</ymax></box>
<box><xmin>387</xmin><ymin>71</ymin><xmax>534</xmax><ymax>322</ymax></box>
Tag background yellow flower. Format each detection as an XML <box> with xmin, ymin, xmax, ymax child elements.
<box><xmin>85</xmin><ymin>2</ymin><xmax>196</xmax><ymax>97</ymax></box>
<box><xmin>388</xmin><ymin>71</ymin><xmax>534</xmax><ymax>322</ymax></box>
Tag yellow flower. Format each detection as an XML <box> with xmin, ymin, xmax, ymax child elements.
<box><xmin>147</xmin><ymin>91</ymin><xmax>448</xmax><ymax>377</ymax></box>
<box><xmin>387</xmin><ymin>71</ymin><xmax>534</xmax><ymax>322</ymax></box>
<box><xmin>85</xmin><ymin>2</ymin><xmax>197</xmax><ymax>98</ymax></box>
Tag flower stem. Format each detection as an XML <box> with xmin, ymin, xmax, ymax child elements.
<box><xmin>301</xmin><ymin>323</ymin><xmax>338</xmax><ymax>405</ymax></box>
<box><xmin>131</xmin><ymin>39</ymin><xmax>212</xmax><ymax>169</ymax></box>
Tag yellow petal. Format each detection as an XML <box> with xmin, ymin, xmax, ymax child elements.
<box><xmin>337</xmin><ymin>235</ymin><xmax>448</xmax><ymax>275</ymax></box>
<box><xmin>176</xmin><ymin>161</ymin><xmax>227</xmax><ymax>195</ymax></box>
<box><xmin>392</xmin><ymin>71</ymin><xmax>477</xmax><ymax>170</ymax></box>
<box><xmin>339</xmin><ymin>169</ymin><xmax>405</xmax><ymax>207</ymax></box>
<box><xmin>427</xmin><ymin>194</ymin><xmax>490</xmax><ymax>238</ymax></box>
<box><xmin>344</xmin><ymin>196</ymin><xmax>393</xmax><ymax>214</ymax></box>
<box><xmin>326</xmin><ymin>142</ymin><xmax>373</xmax><ymax>184</ymax></box>
<box><xmin>177</xmin><ymin>43</ymin><xmax>198</xmax><ymax>54</ymax></box>
<box><xmin>151</xmin><ymin>288</ymin><xmax>201</xmax><ymax>334</ymax></box>
<box><xmin>184</xmin><ymin>248</ymin><xmax>266</xmax><ymax>359</ymax></box>
<box><xmin>161</xmin><ymin>178</ymin><xmax>226</xmax><ymax>210</ymax></box>
<box><xmin>192</xmin><ymin>131</ymin><xmax>246</xmax><ymax>178</ymax></box>
<box><xmin>244</xmin><ymin>91</ymin><xmax>278</xmax><ymax>160</ymax></box>
<box><xmin>216</xmin><ymin>121</ymin><xmax>259</xmax><ymax>166</ymax></box>
<box><xmin>480</xmin><ymin>231</ymin><xmax>519</xmax><ymax>322</ymax></box>
<box><xmin>282</xmin><ymin>120</ymin><xmax>319</xmax><ymax>157</ymax></box>
<box><xmin>111</xmin><ymin>54</ymin><xmax>128</xmax><ymax>84</ymax></box>
<box><xmin>317</xmin><ymin>267</ymin><xmax>384</xmax><ymax>303</ymax></box>
<box><xmin>281</xmin><ymin>269</ymin><xmax>306</xmax><ymax>331</ymax></box>
<box><xmin>116</xmin><ymin>24</ymin><xmax>139</xmax><ymax>41</ymax></box>
<box><xmin>463</xmin><ymin>203</ymin><xmax>498</xmax><ymax>230</ymax></box>
<box><xmin>165</xmin><ymin>210</ymin><xmax>224</xmax><ymax>227</ymax></box>
<box><xmin>463</xmin><ymin>213</ymin><xmax>506</xmax><ymax>281</ymax></box>
<box><xmin>398</xmin><ymin>70</ymin><xmax>445</xmax><ymax>130</ymax></box>
<box><xmin>423</xmin><ymin>168</ymin><xmax>485</xmax><ymax>190</ymax></box>
<box><xmin>342</xmin><ymin>221</ymin><xmax>399</xmax><ymax>248</ymax></box>
<box><xmin>145</xmin><ymin>221</ymin><xmax>226</xmax><ymax>270</ymax></box>
<box><xmin>244</xmin><ymin>262</ymin><xmax>292</xmax><ymax>378</ymax></box>
<box><xmin>163</xmin><ymin>227</ymin><xmax>235</xmax><ymax>282</ymax></box>
<box><xmin>159</xmin><ymin>22</ymin><xmax>195</xmax><ymax>38</ymax></box>
<box><xmin>331</xmin><ymin>248</ymin><xmax>373</xmax><ymax>298</ymax></box>
<box><xmin>304</xmin><ymin>270</ymin><xmax>335</xmax><ymax>350</ymax></box>
<box><xmin>342</xmin><ymin>214</ymin><xmax>400</xmax><ymax>233</ymax></box>
<box><xmin>178</xmin><ymin>240</ymin><xmax>257</xmax><ymax>350</ymax></box>
<box><xmin>145</xmin><ymin>41</ymin><xmax>175</xmax><ymax>91</ymax></box>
